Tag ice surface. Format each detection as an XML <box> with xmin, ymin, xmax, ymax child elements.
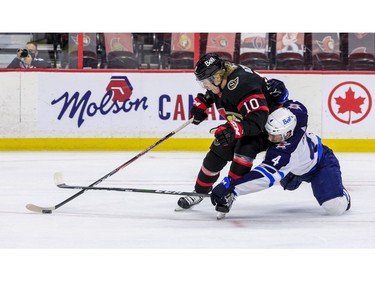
<box><xmin>1</xmin><ymin>151</ymin><xmax>374</xmax><ymax>280</ymax></box>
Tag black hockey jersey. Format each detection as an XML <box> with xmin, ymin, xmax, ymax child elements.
<box><xmin>206</xmin><ymin>64</ymin><xmax>279</xmax><ymax>137</ymax></box>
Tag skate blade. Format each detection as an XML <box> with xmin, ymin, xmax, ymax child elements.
<box><xmin>216</xmin><ymin>212</ymin><xmax>226</xmax><ymax>220</ymax></box>
<box><xmin>174</xmin><ymin>206</ymin><xmax>184</xmax><ymax>212</ymax></box>
<box><xmin>174</xmin><ymin>205</ymin><xmax>191</xmax><ymax>212</ymax></box>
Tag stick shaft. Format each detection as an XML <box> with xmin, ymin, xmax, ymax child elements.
<box><xmin>53</xmin><ymin>119</ymin><xmax>192</xmax><ymax>210</ymax></box>
<box><xmin>57</xmin><ymin>183</ymin><xmax>211</xmax><ymax>197</ymax></box>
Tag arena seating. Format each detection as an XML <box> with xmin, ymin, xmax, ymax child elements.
<box><xmin>311</xmin><ymin>33</ymin><xmax>345</xmax><ymax>70</ymax></box>
<box><xmin>66</xmin><ymin>33</ymin><xmax>99</xmax><ymax>69</ymax></box>
<box><xmin>274</xmin><ymin>33</ymin><xmax>306</xmax><ymax>70</ymax></box>
<box><xmin>205</xmin><ymin>33</ymin><xmax>236</xmax><ymax>61</ymax></box>
<box><xmin>238</xmin><ymin>33</ymin><xmax>270</xmax><ymax>70</ymax></box>
<box><xmin>1</xmin><ymin>32</ymin><xmax>375</xmax><ymax>70</ymax></box>
<box><xmin>347</xmin><ymin>33</ymin><xmax>375</xmax><ymax>70</ymax></box>
<box><xmin>169</xmin><ymin>33</ymin><xmax>195</xmax><ymax>69</ymax></box>
<box><xmin>103</xmin><ymin>33</ymin><xmax>138</xmax><ymax>69</ymax></box>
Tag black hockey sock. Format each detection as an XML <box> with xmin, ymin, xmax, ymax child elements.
<box><xmin>194</xmin><ymin>168</ymin><xmax>218</xmax><ymax>194</ymax></box>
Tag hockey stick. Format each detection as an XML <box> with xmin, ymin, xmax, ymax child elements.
<box><xmin>53</xmin><ymin>172</ymin><xmax>211</xmax><ymax>197</ymax></box>
<box><xmin>26</xmin><ymin>119</ymin><xmax>193</xmax><ymax>214</ymax></box>
<box><xmin>56</xmin><ymin>184</ymin><xmax>211</xmax><ymax>197</ymax></box>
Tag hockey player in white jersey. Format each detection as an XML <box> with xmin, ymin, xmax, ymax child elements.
<box><xmin>210</xmin><ymin>100</ymin><xmax>351</xmax><ymax>219</ymax></box>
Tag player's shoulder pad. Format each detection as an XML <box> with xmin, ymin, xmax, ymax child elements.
<box><xmin>285</xmin><ymin>100</ymin><xmax>308</xmax><ymax>114</ymax></box>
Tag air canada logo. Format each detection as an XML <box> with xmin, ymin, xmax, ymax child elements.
<box><xmin>51</xmin><ymin>76</ymin><xmax>148</xmax><ymax>128</ymax></box>
<box><xmin>328</xmin><ymin>81</ymin><xmax>372</xmax><ymax>124</ymax></box>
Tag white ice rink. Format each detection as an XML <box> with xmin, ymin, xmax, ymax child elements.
<box><xmin>1</xmin><ymin>150</ymin><xmax>374</xmax><ymax>280</ymax></box>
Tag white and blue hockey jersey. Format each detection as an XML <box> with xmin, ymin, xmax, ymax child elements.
<box><xmin>233</xmin><ymin>100</ymin><xmax>323</xmax><ymax>196</ymax></box>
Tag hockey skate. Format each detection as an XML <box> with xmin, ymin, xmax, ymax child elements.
<box><xmin>216</xmin><ymin>192</ymin><xmax>236</xmax><ymax>220</ymax></box>
<box><xmin>343</xmin><ymin>188</ymin><xmax>351</xmax><ymax>211</ymax></box>
<box><xmin>175</xmin><ymin>193</ymin><xmax>204</xmax><ymax>211</ymax></box>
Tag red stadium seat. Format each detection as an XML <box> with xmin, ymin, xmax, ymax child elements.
<box><xmin>238</xmin><ymin>33</ymin><xmax>270</xmax><ymax>70</ymax></box>
<box><xmin>103</xmin><ymin>33</ymin><xmax>138</xmax><ymax>69</ymax></box>
<box><xmin>313</xmin><ymin>52</ymin><xmax>344</xmax><ymax>70</ymax></box>
<box><xmin>67</xmin><ymin>33</ymin><xmax>98</xmax><ymax>69</ymax></box>
<box><xmin>311</xmin><ymin>33</ymin><xmax>344</xmax><ymax>70</ymax></box>
<box><xmin>347</xmin><ymin>33</ymin><xmax>375</xmax><ymax>70</ymax></box>
<box><xmin>348</xmin><ymin>52</ymin><xmax>375</xmax><ymax>70</ymax></box>
<box><xmin>275</xmin><ymin>33</ymin><xmax>305</xmax><ymax>70</ymax></box>
<box><xmin>206</xmin><ymin>33</ymin><xmax>236</xmax><ymax>61</ymax></box>
<box><xmin>169</xmin><ymin>33</ymin><xmax>195</xmax><ymax>69</ymax></box>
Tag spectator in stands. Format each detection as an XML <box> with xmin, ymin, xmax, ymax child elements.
<box><xmin>7</xmin><ymin>42</ymin><xmax>51</xmax><ymax>68</ymax></box>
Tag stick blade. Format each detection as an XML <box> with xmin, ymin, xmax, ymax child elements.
<box><xmin>54</xmin><ymin>172</ymin><xmax>65</xmax><ymax>186</ymax></box>
<box><xmin>26</xmin><ymin>204</ymin><xmax>54</xmax><ymax>214</ymax></box>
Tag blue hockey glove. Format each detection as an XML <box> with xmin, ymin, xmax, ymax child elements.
<box><xmin>211</xmin><ymin>177</ymin><xmax>236</xmax><ymax>206</ymax></box>
<box><xmin>280</xmin><ymin>172</ymin><xmax>302</xmax><ymax>190</ymax></box>
<box><xmin>267</xmin><ymin>78</ymin><xmax>289</xmax><ymax>104</ymax></box>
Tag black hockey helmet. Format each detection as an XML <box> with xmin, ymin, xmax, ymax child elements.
<box><xmin>194</xmin><ymin>53</ymin><xmax>225</xmax><ymax>81</ymax></box>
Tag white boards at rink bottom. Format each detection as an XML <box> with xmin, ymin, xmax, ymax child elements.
<box><xmin>0</xmin><ymin>70</ymin><xmax>374</xmax><ymax>151</ymax></box>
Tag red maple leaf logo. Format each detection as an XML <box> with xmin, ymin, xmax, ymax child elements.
<box><xmin>328</xmin><ymin>81</ymin><xmax>372</xmax><ymax>125</ymax></box>
<box><xmin>335</xmin><ymin>87</ymin><xmax>365</xmax><ymax>123</ymax></box>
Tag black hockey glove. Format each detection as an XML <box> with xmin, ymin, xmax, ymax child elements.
<box><xmin>267</xmin><ymin>78</ymin><xmax>289</xmax><ymax>104</ymax></box>
<box><xmin>211</xmin><ymin>177</ymin><xmax>235</xmax><ymax>206</ymax></box>
<box><xmin>280</xmin><ymin>172</ymin><xmax>302</xmax><ymax>191</ymax></box>
<box><xmin>211</xmin><ymin>121</ymin><xmax>243</xmax><ymax>146</ymax></box>
<box><xmin>190</xmin><ymin>93</ymin><xmax>209</xmax><ymax>125</ymax></box>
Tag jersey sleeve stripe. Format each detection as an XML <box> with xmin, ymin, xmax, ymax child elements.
<box><xmin>253</xmin><ymin>166</ymin><xmax>276</xmax><ymax>187</ymax></box>
<box><xmin>237</xmin><ymin>93</ymin><xmax>266</xmax><ymax>111</ymax></box>
<box><xmin>242</xmin><ymin>105</ymin><xmax>270</xmax><ymax>118</ymax></box>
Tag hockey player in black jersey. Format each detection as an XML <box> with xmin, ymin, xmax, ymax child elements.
<box><xmin>176</xmin><ymin>53</ymin><xmax>289</xmax><ymax>211</ymax></box>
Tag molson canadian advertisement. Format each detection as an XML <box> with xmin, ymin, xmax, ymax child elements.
<box><xmin>36</xmin><ymin>72</ymin><xmax>224</xmax><ymax>138</ymax></box>
<box><xmin>0</xmin><ymin>71</ymin><xmax>374</xmax><ymax>151</ymax></box>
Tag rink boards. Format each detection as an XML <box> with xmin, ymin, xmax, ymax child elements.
<box><xmin>0</xmin><ymin>70</ymin><xmax>374</xmax><ymax>152</ymax></box>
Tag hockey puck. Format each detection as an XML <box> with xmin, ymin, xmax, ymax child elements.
<box><xmin>42</xmin><ymin>210</ymin><xmax>52</xmax><ymax>214</ymax></box>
